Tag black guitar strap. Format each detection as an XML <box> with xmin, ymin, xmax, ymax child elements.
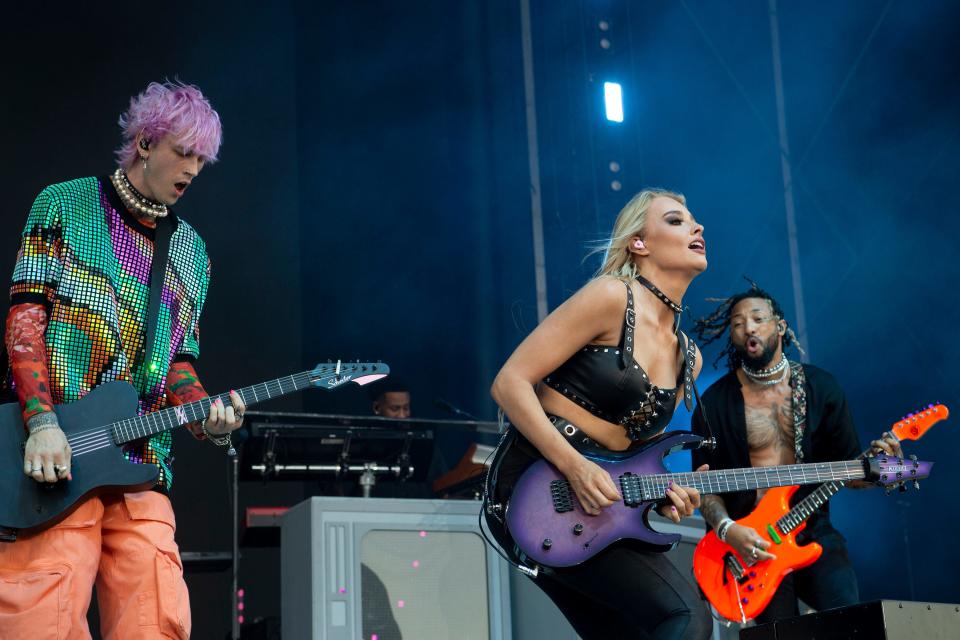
<box><xmin>142</xmin><ymin>215</ymin><xmax>174</xmax><ymax>376</ymax></box>
<box><xmin>677</xmin><ymin>330</ymin><xmax>716</xmax><ymax>449</ymax></box>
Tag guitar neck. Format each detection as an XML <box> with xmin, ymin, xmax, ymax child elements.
<box><xmin>111</xmin><ymin>371</ymin><xmax>315</xmax><ymax>444</ymax></box>
<box><xmin>776</xmin><ymin>439</ymin><xmax>883</xmax><ymax>532</ymax></box>
<box><xmin>776</xmin><ymin>480</ymin><xmax>846</xmax><ymax>533</ymax></box>
<box><xmin>632</xmin><ymin>461</ymin><xmax>867</xmax><ymax>500</ymax></box>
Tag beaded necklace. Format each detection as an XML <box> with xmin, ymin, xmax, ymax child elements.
<box><xmin>110</xmin><ymin>168</ymin><xmax>168</xmax><ymax>218</ymax></box>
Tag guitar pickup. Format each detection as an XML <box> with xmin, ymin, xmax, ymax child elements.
<box><xmin>619</xmin><ymin>472</ymin><xmax>642</xmax><ymax>507</ymax></box>
<box><xmin>549</xmin><ymin>479</ymin><xmax>575</xmax><ymax>513</ymax></box>
<box><xmin>723</xmin><ymin>551</ymin><xmax>748</xmax><ymax>585</ymax></box>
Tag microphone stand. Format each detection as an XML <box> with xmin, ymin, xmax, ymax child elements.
<box><xmin>434</xmin><ymin>398</ymin><xmax>478</xmax><ymax>421</ymax></box>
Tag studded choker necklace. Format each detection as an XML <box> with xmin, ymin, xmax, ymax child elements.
<box><xmin>634</xmin><ymin>274</ymin><xmax>683</xmax><ymax>314</ymax></box>
<box><xmin>110</xmin><ymin>168</ymin><xmax>168</xmax><ymax>218</ymax></box>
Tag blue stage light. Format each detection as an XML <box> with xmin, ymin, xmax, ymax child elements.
<box><xmin>604</xmin><ymin>82</ymin><xmax>623</xmax><ymax>123</ymax></box>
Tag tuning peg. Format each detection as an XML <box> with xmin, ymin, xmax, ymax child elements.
<box><xmin>898</xmin><ymin>482</ymin><xmax>907</xmax><ymax>493</ymax></box>
<box><xmin>885</xmin><ymin>486</ymin><xmax>893</xmax><ymax>496</ymax></box>
<box><xmin>909</xmin><ymin>454</ymin><xmax>918</xmax><ymax>463</ymax></box>
<box><xmin>913</xmin><ymin>480</ymin><xmax>920</xmax><ymax>491</ymax></box>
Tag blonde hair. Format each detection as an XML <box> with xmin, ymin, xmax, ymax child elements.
<box><xmin>594</xmin><ymin>188</ymin><xmax>686</xmax><ymax>280</ymax></box>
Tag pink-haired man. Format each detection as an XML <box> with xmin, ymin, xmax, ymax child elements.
<box><xmin>0</xmin><ymin>81</ymin><xmax>245</xmax><ymax>638</ymax></box>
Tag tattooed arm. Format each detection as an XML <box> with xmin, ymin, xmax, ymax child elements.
<box><xmin>700</xmin><ymin>494</ymin><xmax>731</xmax><ymax>529</ymax></box>
<box><xmin>165</xmin><ymin>360</ymin><xmax>209</xmax><ymax>439</ymax></box>
<box><xmin>5</xmin><ymin>303</ymin><xmax>55</xmax><ymax>425</ymax></box>
<box><xmin>5</xmin><ymin>303</ymin><xmax>71</xmax><ymax>483</ymax></box>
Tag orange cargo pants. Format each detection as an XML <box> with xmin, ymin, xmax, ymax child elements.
<box><xmin>0</xmin><ymin>490</ymin><xmax>190</xmax><ymax>639</ymax></box>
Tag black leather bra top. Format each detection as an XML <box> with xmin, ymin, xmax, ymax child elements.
<box><xmin>543</xmin><ymin>280</ymin><xmax>697</xmax><ymax>442</ymax></box>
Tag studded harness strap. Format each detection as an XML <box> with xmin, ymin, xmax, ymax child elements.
<box><xmin>622</xmin><ymin>278</ymin><xmax>695</xmax><ymax>411</ymax></box>
<box><xmin>628</xmin><ymin>276</ymin><xmax>714</xmax><ymax>443</ymax></box>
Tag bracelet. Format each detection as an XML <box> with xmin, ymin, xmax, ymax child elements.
<box><xmin>200</xmin><ymin>420</ymin><xmax>233</xmax><ymax>448</ymax></box>
<box><xmin>27</xmin><ymin>412</ymin><xmax>60</xmax><ymax>435</ymax></box>
<box><xmin>716</xmin><ymin>517</ymin><xmax>735</xmax><ymax>542</ymax></box>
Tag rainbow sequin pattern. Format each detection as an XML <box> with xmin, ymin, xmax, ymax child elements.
<box><xmin>10</xmin><ymin>177</ymin><xmax>210</xmax><ymax>489</ymax></box>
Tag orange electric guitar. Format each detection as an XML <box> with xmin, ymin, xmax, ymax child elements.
<box><xmin>692</xmin><ymin>403</ymin><xmax>949</xmax><ymax>623</ymax></box>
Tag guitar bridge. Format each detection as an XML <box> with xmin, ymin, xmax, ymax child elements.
<box><xmin>723</xmin><ymin>551</ymin><xmax>748</xmax><ymax>585</ymax></box>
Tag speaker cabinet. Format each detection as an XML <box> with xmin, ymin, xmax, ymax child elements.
<box><xmin>281</xmin><ymin>497</ymin><xmax>512</xmax><ymax>639</ymax></box>
<box><xmin>740</xmin><ymin>599</ymin><xmax>960</xmax><ymax>640</ymax></box>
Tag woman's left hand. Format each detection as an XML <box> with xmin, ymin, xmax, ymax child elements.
<box><xmin>657</xmin><ymin>463</ymin><xmax>708</xmax><ymax>523</ymax></box>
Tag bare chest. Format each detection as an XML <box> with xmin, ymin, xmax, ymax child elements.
<box><xmin>742</xmin><ymin>385</ymin><xmax>796</xmax><ymax>466</ymax></box>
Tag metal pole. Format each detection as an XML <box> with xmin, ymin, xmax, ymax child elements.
<box><xmin>231</xmin><ymin>454</ymin><xmax>240</xmax><ymax>639</ymax></box>
<box><xmin>768</xmin><ymin>0</ymin><xmax>810</xmax><ymax>360</ymax></box>
<box><xmin>520</xmin><ymin>0</ymin><xmax>549</xmax><ymax>322</ymax></box>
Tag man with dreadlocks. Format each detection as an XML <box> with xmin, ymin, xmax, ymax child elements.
<box><xmin>689</xmin><ymin>281</ymin><xmax>902</xmax><ymax>624</ymax></box>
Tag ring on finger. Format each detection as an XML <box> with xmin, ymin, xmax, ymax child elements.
<box><xmin>751</xmin><ymin>546</ymin><xmax>759</xmax><ymax>558</ymax></box>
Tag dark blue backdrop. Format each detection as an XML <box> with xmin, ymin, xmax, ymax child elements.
<box><xmin>2</xmin><ymin>0</ymin><xmax>957</xmax><ymax>635</ymax></box>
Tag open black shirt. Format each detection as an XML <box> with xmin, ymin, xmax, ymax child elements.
<box><xmin>692</xmin><ymin>364</ymin><xmax>862</xmax><ymax>528</ymax></box>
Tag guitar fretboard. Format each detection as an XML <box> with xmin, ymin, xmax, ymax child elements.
<box><xmin>777</xmin><ymin>480</ymin><xmax>846</xmax><ymax>533</ymax></box>
<box><xmin>109</xmin><ymin>372</ymin><xmax>316</xmax><ymax>445</ymax></box>
<box><xmin>619</xmin><ymin>461</ymin><xmax>866</xmax><ymax>504</ymax></box>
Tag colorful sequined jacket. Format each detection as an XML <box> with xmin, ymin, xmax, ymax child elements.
<box><xmin>7</xmin><ymin>176</ymin><xmax>211</xmax><ymax>489</ymax></box>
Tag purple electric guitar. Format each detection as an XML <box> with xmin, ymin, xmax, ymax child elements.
<box><xmin>505</xmin><ymin>431</ymin><xmax>933</xmax><ymax>568</ymax></box>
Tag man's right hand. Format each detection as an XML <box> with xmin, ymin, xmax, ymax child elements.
<box><xmin>23</xmin><ymin>426</ymin><xmax>72</xmax><ymax>483</ymax></box>
<box><xmin>726</xmin><ymin>523</ymin><xmax>776</xmax><ymax>564</ymax></box>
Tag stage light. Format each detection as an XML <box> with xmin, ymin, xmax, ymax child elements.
<box><xmin>604</xmin><ymin>82</ymin><xmax>623</xmax><ymax>122</ymax></box>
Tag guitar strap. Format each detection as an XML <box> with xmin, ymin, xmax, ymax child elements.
<box><xmin>141</xmin><ymin>214</ymin><xmax>175</xmax><ymax>378</ymax></box>
<box><xmin>677</xmin><ymin>330</ymin><xmax>715</xmax><ymax>448</ymax></box>
<box><xmin>788</xmin><ymin>360</ymin><xmax>807</xmax><ymax>463</ymax></box>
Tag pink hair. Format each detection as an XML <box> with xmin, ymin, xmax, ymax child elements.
<box><xmin>115</xmin><ymin>80</ymin><xmax>223</xmax><ymax>168</ymax></box>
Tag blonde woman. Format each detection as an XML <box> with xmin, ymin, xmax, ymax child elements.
<box><xmin>485</xmin><ymin>190</ymin><xmax>712</xmax><ymax>639</ymax></box>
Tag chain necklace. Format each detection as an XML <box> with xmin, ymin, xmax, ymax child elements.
<box><xmin>110</xmin><ymin>168</ymin><xmax>168</xmax><ymax>218</ymax></box>
<box><xmin>741</xmin><ymin>354</ymin><xmax>789</xmax><ymax>386</ymax></box>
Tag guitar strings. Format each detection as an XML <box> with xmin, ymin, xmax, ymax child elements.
<box><xmin>57</xmin><ymin>367</ymin><xmax>361</xmax><ymax>457</ymax></box>
<box><xmin>60</xmin><ymin>372</ymin><xmax>317</xmax><ymax>443</ymax></box>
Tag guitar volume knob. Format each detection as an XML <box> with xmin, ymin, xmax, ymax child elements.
<box><xmin>542</xmin><ymin>538</ymin><xmax>552</xmax><ymax>550</ymax></box>
<box><xmin>573</xmin><ymin>523</ymin><xmax>584</xmax><ymax>536</ymax></box>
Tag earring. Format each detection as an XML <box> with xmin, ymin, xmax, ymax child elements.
<box><xmin>141</xmin><ymin>155</ymin><xmax>148</xmax><ymax>172</ymax></box>
<box><xmin>633</xmin><ymin>239</ymin><xmax>645</xmax><ymax>250</ymax></box>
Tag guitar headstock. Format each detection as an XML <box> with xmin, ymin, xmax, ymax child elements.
<box><xmin>308</xmin><ymin>361</ymin><xmax>390</xmax><ymax>390</ymax></box>
<box><xmin>891</xmin><ymin>404</ymin><xmax>949</xmax><ymax>442</ymax></box>
<box><xmin>865</xmin><ymin>455</ymin><xmax>933</xmax><ymax>493</ymax></box>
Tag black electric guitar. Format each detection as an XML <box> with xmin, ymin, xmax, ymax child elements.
<box><xmin>0</xmin><ymin>361</ymin><xmax>388</xmax><ymax>537</ymax></box>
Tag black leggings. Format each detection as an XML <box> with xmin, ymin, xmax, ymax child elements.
<box><xmin>484</xmin><ymin>429</ymin><xmax>711</xmax><ymax>640</ymax></box>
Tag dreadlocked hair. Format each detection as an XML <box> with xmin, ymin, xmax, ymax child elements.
<box><xmin>692</xmin><ymin>278</ymin><xmax>804</xmax><ymax>370</ymax></box>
